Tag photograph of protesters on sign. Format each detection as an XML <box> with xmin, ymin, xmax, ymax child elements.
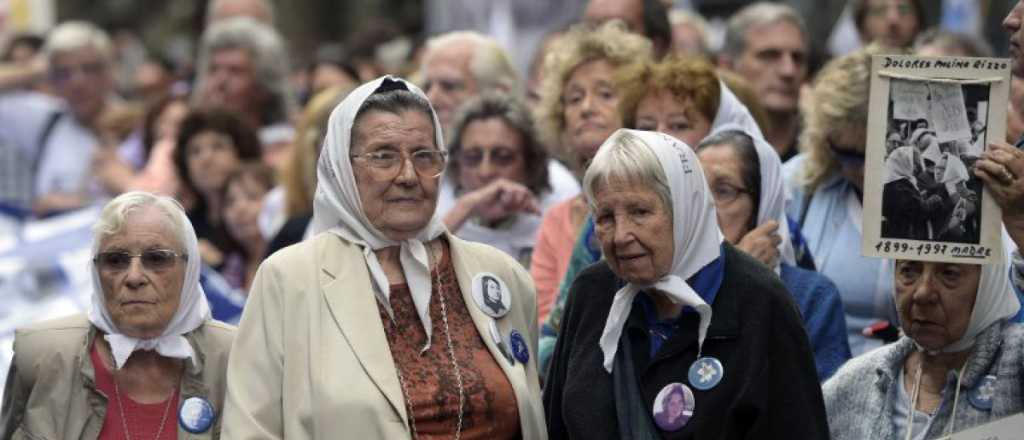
<box><xmin>863</xmin><ymin>55</ymin><xmax>1009</xmax><ymax>264</ymax></box>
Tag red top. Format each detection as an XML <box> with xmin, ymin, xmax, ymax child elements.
<box><xmin>380</xmin><ymin>244</ymin><xmax>521</xmax><ymax>439</ymax></box>
<box><xmin>91</xmin><ymin>342</ymin><xmax>179</xmax><ymax>440</ymax></box>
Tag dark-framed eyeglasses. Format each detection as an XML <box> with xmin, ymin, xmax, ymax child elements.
<box><xmin>828</xmin><ymin>139</ymin><xmax>866</xmax><ymax>167</ymax></box>
<box><xmin>709</xmin><ymin>182</ymin><xmax>750</xmax><ymax>205</ymax></box>
<box><xmin>93</xmin><ymin>249</ymin><xmax>187</xmax><ymax>273</ymax></box>
<box><xmin>457</xmin><ymin>147</ymin><xmax>522</xmax><ymax>168</ymax></box>
<box><xmin>350</xmin><ymin>149</ymin><xmax>448</xmax><ymax>179</ymax></box>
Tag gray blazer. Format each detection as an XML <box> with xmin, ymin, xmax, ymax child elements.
<box><xmin>823</xmin><ymin>321</ymin><xmax>1024</xmax><ymax>439</ymax></box>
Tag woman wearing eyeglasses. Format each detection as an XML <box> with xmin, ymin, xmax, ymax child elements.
<box><xmin>437</xmin><ymin>93</ymin><xmax>578</xmax><ymax>268</ymax></box>
<box><xmin>221</xmin><ymin>76</ymin><xmax>546</xmax><ymax>439</ymax></box>
<box><xmin>0</xmin><ymin>191</ymin><xmax>235</xmax><ymax>439</ymax></box>
<box><xmin>784</xmin><ymin>44</ymin><xmax>903</xmax><ymax>355</ymax></box>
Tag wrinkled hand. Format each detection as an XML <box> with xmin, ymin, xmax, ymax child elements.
<box><xmin>975</xmin><ymin>141</ymin><xmax>1024</xmax><ymax>249</ymax></box>
<box><xmin>465</xmin><ymin>179</ymin><xmax>541</xmax><ymax>223</ymax></box>
<box><xmin>737</xmin><ymin>220</ymin><xmax>782</xmax><ymax>268</ymax></box>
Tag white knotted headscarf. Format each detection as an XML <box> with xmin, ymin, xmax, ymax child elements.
<box><xmin>884</xmin><ymin>146</ymin><xmax>920</xmax><ymax>188</ymax></box>
<box><xmin>704</xmin><ymin>82</ymin><xmax>796</xmax><ymax>268</ymax></box>
<box><xmin>88</xmin><ymin>192</ymin><xmax>211</xmax><ymax>369</ymax></box>
<box><xmin>309</xmin><ymin>76</ymin><xmax>447</xmax><ymax>351</ymax></box>
<box><xmin>593</xmin><ymin>129</ymin><xmax>724</xmax><ymax>372</ymax></box>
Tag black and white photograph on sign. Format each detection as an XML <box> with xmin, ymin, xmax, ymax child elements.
<box><xmin>862</xmin><ymin>55</ymin><xmax>1009</xmax><ymax>264</ymax></box>
<box><xmin>881</xmin><ymin>80</ymin><xmax>987</xmax><ymax>244</ymax></box>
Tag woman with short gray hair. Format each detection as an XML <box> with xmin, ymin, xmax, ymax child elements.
<box><xmin>0</xmin><ymin>191</ymin><xmax>236</xmax><ymax>438</ymax></box>
<box><xmin>544</xmin><ymin>129</ymin><xmax>827</xmax><ymax>439</ymax></box>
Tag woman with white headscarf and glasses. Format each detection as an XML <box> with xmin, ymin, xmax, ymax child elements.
<box><xmin>823</xmin><ymin>140</ymin><xmax>1024</xmax><ymax>439</ymax></box>
<box><xmin>221</xmin><ymin>76</ymin><xmax>545</xmax><ymax>439</ymax></box>
<box><xmin>0</xmin><ymin>191</ymin><xmax>235</xmax><ymax>439</ymax></box>
<box><xmin>694</xmin><ymin>127</ymin><xmax>852</xmax><ymax>381</ymax></box>
<box><xmin>543</xmin><ymin>129</ymin><xmax>827</xmax><ymax>439</ymax></box>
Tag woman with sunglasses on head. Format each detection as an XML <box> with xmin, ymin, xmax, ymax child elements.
<box><xmin>438</xmin><ymin>93</ymin><xmax>577</xmax><ymax>268</ymax></box>
<box><xmin>222</xmin><ymin>77</ymin><xmax>546</xmax><ymax>439</ymax></box>
<box><xmin>0</xmin><ymin>191</ymin><xmax>235</xmax><ymax>438</ymax></box>
<box><xmin>784</xmin><ymin>44</ymin><xmax>904</xmax><ymax>355</ymax></box>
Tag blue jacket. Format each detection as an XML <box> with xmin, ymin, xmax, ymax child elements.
<box><xmin>780</xmin><ymin>264</ymin><xmax>852</xmax><ymax>381</ymax></box>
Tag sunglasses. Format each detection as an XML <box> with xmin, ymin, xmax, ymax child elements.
<box><xmin>93</xmin><ymin>249</ymin><xmax>187</xmax><ymax>272</ymax></box>
<box><xmin>828</xmin><ymin>139</ymin><xmax>866</xmax><ymax>166</ymax></box>
<box><xmin>457</xmin><ymin>148</ymin><xmax>522</xmax><ymax>168</ymax></box>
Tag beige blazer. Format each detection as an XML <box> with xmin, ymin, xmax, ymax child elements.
<box><xmin>221</xmin><ymin>232</ymin><xmax>547</xmax><ymax>439</ymax></box>
<box><xmin>0</xmin><ymin>314</ymin><xmax>236</xmax><ymax>440</ymax></box>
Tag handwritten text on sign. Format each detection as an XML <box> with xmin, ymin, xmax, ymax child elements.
<box><xmin>892</xmin><ymin>79</ymin><xmax>930</xmax><ymax>121</ymax></box>
<box><xmin>929</xmin><ymin>82</ymin><xmax>972</xmax><ymax>143</ymax></box>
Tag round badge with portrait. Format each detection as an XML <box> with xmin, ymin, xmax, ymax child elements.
<box><xmin>652</xmin><ymin>383</ymin><xmax>695</xmax><ymax>432</ymax></box>
<box><xmin>471</xmin><ymin>272</ymin><xmax>512</xmax><ymax>318</ymax></box>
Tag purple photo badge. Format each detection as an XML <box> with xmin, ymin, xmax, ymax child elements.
<box><xmin>653</xmin><ymin>382</ymin><xmax>695</xmax><ymax>431</ymax></box>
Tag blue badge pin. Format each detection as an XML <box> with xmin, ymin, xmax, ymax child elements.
<box><xmin>179</xmin><ymin>397</ymin><xmax>215</xmax><ymax>433</ymax></box>
<box><xmin>688</xmin><ymin>357</ymin><xmax>724</xmax><ymax>391</ymax></box>
<box><xmin>489</xmin><ymin>320</ymin><xmax>515</xmax><ymax>365</ymax></box>
<box><xmin>509</xmin><ymin>330</ymin><xmax>529</xmax><ymax>364</ymax></box>
<box><xmin>968</xmin><ymin>375</ymin><xmax>997</xmax><ymax>411</ymax></box>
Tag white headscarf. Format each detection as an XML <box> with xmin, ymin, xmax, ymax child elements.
<box><xmin>884</xmin><ymin>146</ymin><xmax>920</xmax><ymax>188</ymax></box>
<box><xmin>926</xmin><ymin>239</ymin><xmax>1019</xmax><ymax>353</ymax></box>
<box><xmin>88</xmin><ymin>200</ymin><xmax>211</xmax><ymax>370</ymax></box>
<box><xmin>705</xmin><ymin>83</ymin><xmax>796</xmax><ymax>267</ymax></box>
<box><xmin>310</xmin><ymin>76</ymin><xmax>447</xmax><ymax>351</ymax></box>
<box><xmin>597</xmin><ymin>129</ymin><xmax>724</xmax><ymax>372</ymax></box>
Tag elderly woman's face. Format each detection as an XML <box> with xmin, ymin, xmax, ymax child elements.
<box><xmin>894</xmin><ymin>260</ymin><xmax>980</xmax><ymax>351</ymax></box>
<box><xmin>457</xmin><ymin>118</ymin><xmax>528</xmax><ymax>191</ymax></box>
<box><xmin>563</xmin><ymin>59</ymin><xmax>622</xmax><ymax>164</ymax></box>
<box><xmin>635</xmin><ymin>89</ymin><xmax>712</xmax><ymax>147</ymax></box>
<box><xmin>97</xmin><ymin>207</ymin><xmax>185</xmax><ymax>339</ymax></box>
<box><xmin>351</xmin><ymin>110</ymin><xmax>441</xmax><ymax>240</ymax></box>
<box><xmin>593</xmin><ymin>179</ymin><xmax>674</xmax><ymax>284</ymax></box>
<box><xmin>697</xmin><ymin>144</ymin><xmax>754</xmax><ymax>244</ymax></box>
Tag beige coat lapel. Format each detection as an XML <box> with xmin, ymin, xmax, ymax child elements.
<box><xmin>318</xmin><ymin>239</ymin><xmax>408</xmax><ymax>425</ymax></box>
<box><xmin>447</xmin><ymin>235</ymin><xmax>535</xmax><ymax>436</ymax></box>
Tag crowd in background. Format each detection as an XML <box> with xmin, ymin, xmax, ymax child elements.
<box><xmin>3</xmin><ymin>0</ymin><xmax>1024</xmax><ymax>437</ymax></box>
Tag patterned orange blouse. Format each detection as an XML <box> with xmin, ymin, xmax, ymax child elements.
<box><xmin>379</xmin><ymin>243</ymin><xmax>521</xmax><ymax>439</ymax></box>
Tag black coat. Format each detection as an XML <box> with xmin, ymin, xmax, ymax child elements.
<box><xmin>543</xmin><ymin>244</ymin><xmax>829</xmax><ymax>440</ymax></box>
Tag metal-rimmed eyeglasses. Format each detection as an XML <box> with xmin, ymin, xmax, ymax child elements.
<box><xmin>93</xmin><ymin>249</ymin><xmax>187</xmax><ymax>273</ymax></box>
<box><xmin>350</xmin><ymin>149</ymin><xmax>448</xmax><ymax>179</ymax></box>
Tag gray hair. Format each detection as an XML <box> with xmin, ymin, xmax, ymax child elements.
<box><xmin>447</xmin><ymin>92</ymin><xmax>550</xmax><ymax>194</ymax></box>
<box><xmin>913</xmin><ymin>28</ymin><xmax>994</xmax><ymax>58</ymax></box>
<box><xmin>423</xmin><ymin>31</ymin><xmax>521</xmax><ymax>96</ymax></box>
<box><xmin>668</xmin><ymin>9</ymin><xmax>710</xmax><ymax>53</ymax></box>
<box><xmin>94</xmin><ymin>191</ymin><xmax>189</xmax><ymax>252</ymax></box>
<box><xmin>583</xmin><ymin>131</ymin><xmax>672</xmax><ymax>218</ymax></box>
<box><xmin>351</xmin><ymin>88</ymin><xmax>436</xmax><ymax>151</ymax></box>
<box><xmin>721</xmin><ymin>2</ymin><xmax>808</xmax><ymax>60</ymax></box>
<box><xmin>43</xmin><ymin>21</ymin><xmax>114</xmax><ymax>65</ymax></box>
<box><xmin>193</xmin><ymin>16</ymin><xmax>295</xmax><ymax>125</ymax></box>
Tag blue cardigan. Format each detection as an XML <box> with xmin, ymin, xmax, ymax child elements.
<box><xmin>780</xmin><ymin>264</ymin><xmax>852</xmax><ymax>381</ymax></box>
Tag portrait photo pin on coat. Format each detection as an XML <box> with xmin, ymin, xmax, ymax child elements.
<box><xmin>688</xmin><ymin>357</ymin><xmax>724</xmax><ymax>391</ymax></box>
<box><xmin>179</xmin><ymin>397</ymin><xmax>215</xmax><ymax>433</ymax></box>
<box><xmin>472</xmin><ymin>272</ymin><xmax>512</xmax><ymax>318</ymax></box>
<box><xmin>653</xmin><ymin>383</ymin><xmax>695</xmax><ymax>432</ymax></box>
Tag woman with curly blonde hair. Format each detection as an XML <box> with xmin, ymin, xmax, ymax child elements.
<box><xmin>784</xmin><ymin>44</ymin><xmax>902</xmax><ymax>355</ymax></box>
<box><xmin>530</xmin><ymin>20</ymin><xmax>652</xmax><ymax>329</ymax></box>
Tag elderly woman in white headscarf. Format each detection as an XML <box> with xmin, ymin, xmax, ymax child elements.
<box><xmin>0</xmin><ymin>191</ymin><xmax>235</xmax><ymax>439</ymax></box>
<box><xmin>543</xmin><ymin>129</ymin><xmax>828</xmax><ymax>439</ymax></box>
<box><xmin>221</xmin><ymin>76</ymin><xmax>545</xmax><ymax>439</ymax></box>
<box><xmin>881</xmin><ymin>146</ymin><xmax>940</xmax><ymax>241</ymax></box>
<box><xmin>695</xmin><ymin>126</ymin><xmax>852</xmax><ymax>381</ymax></box>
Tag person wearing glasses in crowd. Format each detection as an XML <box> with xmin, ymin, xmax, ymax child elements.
<box><xmin>222</xmin><ymin>76</ymin><xmax>545</xmax><ymax>439</ymax></box>
<box><xmin>784</xmin><ymin>44</ymin><xmax>901</xmax><ymax>356</ymax></box>
<box><xmin>0</xmin><ymin>191</ymin><xmax>236</xmax><ymax>438</ymax></box>
<box><xmin>439</xmin><ymin>93</ymin><xmax>578</xmax><ymax>267</ymax></box>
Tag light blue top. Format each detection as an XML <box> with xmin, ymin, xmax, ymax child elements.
<box><xmin>784</xmin><ymin>154</ymin><xmax>897</xmax><ymax>355</ymax></box>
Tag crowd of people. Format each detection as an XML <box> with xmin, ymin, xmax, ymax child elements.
<box><xmin>4</xmin><ymin>0</ymin><xmax>1024</xmax><ymax>438</ymax></box>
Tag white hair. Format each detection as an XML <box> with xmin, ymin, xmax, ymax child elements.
<box><xmin>423</xmin><ymin>31</ymin><xmax>521</xmax><ymax>96</ymax></box>
<box><xmin>43</xmin><ymin>21</ymin><xmax>114</xmax><ymax>65</ymax></box>
<box><xmin>583</xmin><ymin>131</ymin><xmax>672</xmax><ymax>217</ymax></box>
<box><xmin>94</xmin><ymin>191</ymin><xmax>189</xmax><ymax>252</ymax></box>
<box><xmin>206</xmin><ymin>0</ymin><xmax>276</xmax><ymax>25</ymax></box>
<box><xmin>193</xmin><ymin>16</ymin><xmax>295</xmax><ymax>125</ymax></box>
